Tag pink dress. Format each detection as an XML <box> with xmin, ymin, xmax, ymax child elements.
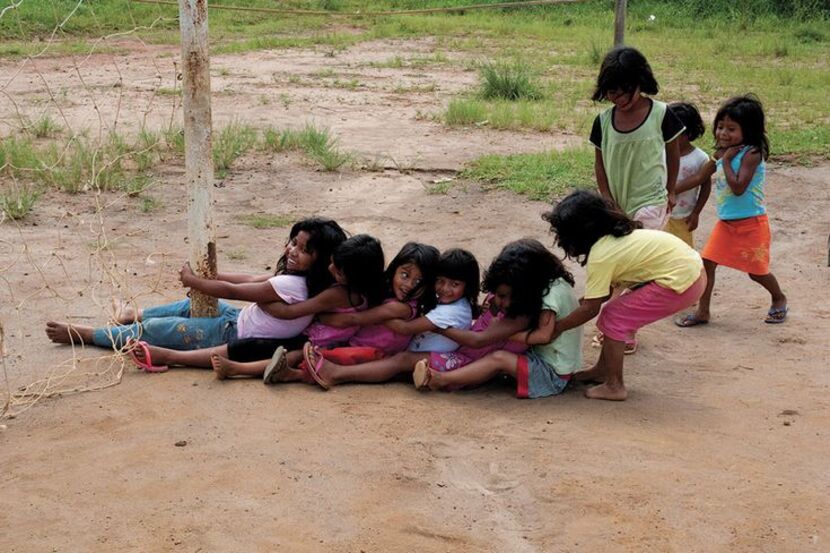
<box><xmin>348</xmin><ymin>299</ymin><xmax>418</xmax><ymax>355</ymax></box>
<box><xmin>304</xmin><ymin>298</ymin><xmax>368</xmax><ymax>348</ymax></box>
<box><xmin>429</xmin><ymin>294</ymin><xmax>528</xmax><ymax>372</ymax></box>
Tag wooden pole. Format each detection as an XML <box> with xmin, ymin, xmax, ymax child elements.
<box><xmin>614</xmin><ymin>0</ymin><xmax>627</xmax><ymax>47</ymax></box>
<box><xmin>178</xmin><ymin>0</ymin><xmax>218</xmax><ymax>317</ymax></box>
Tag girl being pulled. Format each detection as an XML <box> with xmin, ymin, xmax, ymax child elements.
<box><xmin>45</xmin><ymin>218</ymin><xmax>346</xmax><ymax>371</ymax></box>
<box><xmin>301</xmin><ymin>248</ymin><xmax>479</xmax><ymax>389</ymax></box>
<box><xmin>545</xmin><ymin>190</ymin><xmax>706</xmax><ymax>401</ymax></box>
<box><xmin>211</xmin><ymin>242</ymin><xmax>439</xmax><ymax>381</ymax></box>
<box><xmin>413</xmin><ymin>239</ymin><xmax>582</xmax><ymax>399</ymax></box>
<box><xmin>123</xmin><ymin>232</ymin><xmax>384</xmax><ymax>372</ymax></box>
<box><xmin>675</xmin><ymin>94</ymin><xmax>788</xmax><ymax>327</ymax></box>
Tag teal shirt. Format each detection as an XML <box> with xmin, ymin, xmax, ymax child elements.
<box><xmin>714</xmin><ymin>146</ymin><xmax>766</xmax><ymax>220</ymax></box>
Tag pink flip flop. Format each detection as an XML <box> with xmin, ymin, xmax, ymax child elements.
<box><xmin>126</xmin><ymin>339</ymin><xmax>168</xmax><ymax>373</ymax></box>
<box><xmin>302</xmin><ymin>342</ymin><xmax>331</xmax><ymax>390</ymax></box>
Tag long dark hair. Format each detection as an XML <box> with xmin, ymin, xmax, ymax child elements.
<box><xmin>713</xmin><ymin>94</ymin><xmax>770</xmax><ymax>160</ymax></box>
<box><xmin>592</xmin><ymin>46</ymin><xmax>658</xmax><ymax>102</ymax></box>
<box><xmin>542</xmin><ymin>190</ymin><xmax>640</xmax><ymax>265</ymax></box>
<box><xmin>437</xmin><ymin>248</ymin><xmax>480</xmax><ymax>316</ymax></box>
<box><xmin>483</xmin><ymin>239</ymin><xmax>574</xmax><ymax>329</ymax></box>
<box><xmin>332</xmin><ymin>234</ymin><xmax>386</xmax><ymax>308</ymax></box>
<box><xmin>276</xmin><ymin>217</ymin><xmax>346</xmax><ymax>297</ymax></box>
<box><xmin>385</xmin><ymin>242</ymin><xmax>440</xmax><ymax>314</ymax></box>
<box><xmin>669</xmin><ymin>101</ymin><xmax>705</xmax><ymax>141</ymax></box>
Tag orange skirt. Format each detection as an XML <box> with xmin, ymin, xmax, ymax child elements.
<box><xmin>701</xmin><ymin>214</ymin><xmax>770</xmax><ymax>275</ymax></box>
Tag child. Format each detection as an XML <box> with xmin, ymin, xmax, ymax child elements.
<box><xmin>545</xmin><ymin>190</ymin><xmax>706</xmax><ymax>401</ymax></box>
<box><xmin>45</xmin><ymin>217</ymin><xmax>346</xmax><ymax>362</ymax></box>
<box><xmin>590</xmin><ymin>46</ymin><xmax>685</xmax><ymax>229</ymax></box>
<box><xmin>676</xmin><ymin>94</ymin><xmax>787</xmax><ymax>327</ymax></box>
<box><xmin>210</xmin><ymin>242</ymin><xmax>440</xmax><ymax>381</ymax></box>
<box><xmin>663</xmin><ymin>102</ymin><xmax>712</xmax><ymax>248</ymax></box>
<box><xmin>301</xmin><ymin>248</ymin><xmax>480</xmax><ymax>389</ymax></box>
<box><xmin>127</xmin><ymin>233</ymin><xmax>386</xmax><ymax>371</ymax></box>
<box><xmin>413</xmin><ymin>239</ymin><xmax>580</xmax><ymax>399</ymax></box>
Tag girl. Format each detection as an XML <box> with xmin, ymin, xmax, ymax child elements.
<box><xmin>663</xmin><ymin>102</ymin><xmax>712</xmax><ymax>248</ymax></box>
<box><xmin>301</xmin><ymin>248</ymin><xmax>480</xmax><ymax>389</ymax></box>
<box><xmin>210</xmin><ymin>242</ymin><xmax>439</xmax><ymax>381</ymax></box>
<box><xmin>545</xmin><ymin>190</ymin><xmax>705</xmax><ymax>401</ymax></box>
<box><xmin>45</xmin><ymin>217</ymin><xmax>346</xmax><ymax>362</ymax></box>
<box><xmin>128</xmin><ymin>233</ymin><xmax>386</xmax><ymax>371</ymax></box>
<box><xmin>676</xmin><ymin>94</ymin><xmax>787</xmax><ymax>327</ymax></box>
<box><xmin>413</xmin><ymin>239</ymin><xmax>581</xmax><ymax>399</ymax></box>
<box><xmin>590</xmin><ymin>46</ymin><xmax>685</xmax><ymax>229</ymax></box>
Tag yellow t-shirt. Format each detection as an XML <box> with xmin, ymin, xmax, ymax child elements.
<box><xmin>584</xmin><ymin>230</ymin><xmax>702</xmax><ymax>299</ymax></box>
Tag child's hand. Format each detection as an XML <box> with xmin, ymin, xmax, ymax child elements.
<box><xmin>722</xmin><ymin>145</ymin><xmax>743</xmax><ymax>161</ymax></box>
<box><xmin>179</xmin><ymin>262</ymin><xmax>196</xmax><ymax>286</ymax></box>
<box><xmin>684</xmin><ymin>212</ymin><xmax>700</xmax><ymax>232</ymax></box>
<box><xmin>667</xmin><ymin>191</ymin><xmax>677</xmax><ymax>212</ymax></box>
<box><xmin>712</xmin><ymin>147</ymin><xmax>727</xmax><ymax>160</ymax></box>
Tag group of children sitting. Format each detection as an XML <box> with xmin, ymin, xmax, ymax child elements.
<box><xmin>44</xmin><ymin>47</ymin><xmax>787</xmax><ymax>402</ymax></box>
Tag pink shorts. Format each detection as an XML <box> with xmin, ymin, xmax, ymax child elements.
<box><xmin>597</xmin><ymin>273</ymin><xmax>706</xmax><ymax>343</ymax></box>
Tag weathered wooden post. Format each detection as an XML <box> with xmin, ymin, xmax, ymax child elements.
<box><xmin>614</xmin><ymin>0</ymin><xmax>627</xmax><ymax>47</ymax></box>
<box><xmin>178</xmin><ymin>0</ymin><xmax>218</xmax><ymax>317</ymax></box>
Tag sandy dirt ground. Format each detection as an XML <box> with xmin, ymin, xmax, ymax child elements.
<box><xmin>1</xmin><ymin>39</ymin><xmax>829</xmax><ymax>552</ymax></box>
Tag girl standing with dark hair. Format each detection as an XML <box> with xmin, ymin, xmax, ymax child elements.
<box><xmin>543</xmin><ymin>190</ymin><xmax>706</xmax><ymax>401</ymax></box>
<box><xmin>590</xmin><ymin>46</ymin><xmax>685</xmax><ymax>230</ymax></box>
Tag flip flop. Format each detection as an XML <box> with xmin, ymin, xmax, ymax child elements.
<box><xmin>126</xmin><ymin>338</ymin><xmax>168</xmax><ymax>373</ymax></box>
<box><xmin>591</xmin><ymin>332</ymin><xmax>604</xmax><ymax>349</ymax></box>
<box><xmin>624</xmin><ymin>340</ymin><xmax>638</xmax><ymax>355</ymax></box>
<box><xmin>302</xmin><ymin>342</ymin><xmax>331</xmax><ymax>390</ymax></box>
<box><xmin>412</xmin><ymin>359</ymin><xmax>432</xmax><ymax>391</ymax></box>
<box><xmin>262</xmin><ymin>346</ymin><xmax>287</xmax><ymax>385</ymax></box>
<box><xmin>674</xmin><ymin>313</ymin><xmax>709</xmax><ymax>328</ymax></box>
<box><xmin>765</xmin><ymin>306</ymin><xmax>788</xmax><ymax>324</ymax></box>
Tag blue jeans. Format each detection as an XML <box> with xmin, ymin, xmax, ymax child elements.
<box><xmin>91</xmin><ymin>298</ymin><xmax>240</xmax><ymax>350</ymax></box>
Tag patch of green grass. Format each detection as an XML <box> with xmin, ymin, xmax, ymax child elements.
<box><xmin>213</xmin><ymin>121</ymin><xmax>257</xmax><ymax>174</ymax></box>
<box><xmin>140</xmin><ymin>196</ymin><xmax>161</xmax><ymax>213</ymax></box>
<box><xmin>444</xmin><ymin>99</ymin><xmax>488</xmax><ymax>126</ymax></box>
<box><xmin>264</xmin><ymin>124</ymin><xmax>352</xmax><ymax>171</ymax></box>
<box><xmin>29</xmin><ymin>115</ymin><xmax>62</xmax><ymax>139</ymax></box>
<box><xmin>226</xmin><ymin>247</ymin><xmax>248</xmax><ymax>261</ymax></box>
<box><xmin>163</xmin><ymin>126</ymin><xmax>185</xmax><ymax>155</ymax></box>
<box><xmin>157</xmin><ymin>87</ymin><xmax>180</xmax><ymax>96</ymax></box>
<box><xmin>121</xmin><ymin>174</ymin><xmax>153</xmax><ymax>197</ymax></box>
<box><xmin>771</xmin><ymin>125</ymin><xmax>830</xmax><ymax>160</ymax></box>
<box><xmin>0</xmin><ymin>185</ymin><xmax>39</xmax><ymax>221</ymax></box>
<box><xmin>242</xmin><ymin>213</ymin><xmax>293</xmax><ymax>229</ymax></box>
<box><xmin>461</xmin><ymin>147</ymin><xmax>594</xmax><ymax>200</ymax></box>
<box><xmin>479</xmin><ymin>60</ymin><xmax>542</xmax><ymax>101</ymax></box>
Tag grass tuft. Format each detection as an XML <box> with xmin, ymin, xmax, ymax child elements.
<box><xmin>478</xmin><ymin>60</ymin><xmax>542</xmax><ymax>101</ymax></box>
<box><xmin>213</xmin><ymin>121</ymin><xmax>257</xmax><ymax>174</ymax></box>
<box><xmin>0</xmin><ymin>184</ymin><xmax>39</xmax><ymax>220</ymax></box>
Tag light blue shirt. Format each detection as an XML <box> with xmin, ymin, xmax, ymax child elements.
<box><xmin>714</xmin><ymin>146</ymin><xmax>766</xmax><ymax>221</ymax></box>
<box><xmin>408</xmin><ymin>298</ymin><xmax>472</xmax><ymax>353</ymax></box>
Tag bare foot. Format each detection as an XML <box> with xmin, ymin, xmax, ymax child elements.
<box><xmin>45</xmin><ymin>321</ymin><xmax>93</xmax><ymax>344</ymax></box>
<box><xmin>112</xmin><ymin>299</ymin><xmax>139</xmax><ymax>324</ymax></box>
<box><xmin>584</xmin><ymin>382</ymin><xmax>628</xmax><ymax>401</ymax></box>
<box><xmin>211</xmin><ymin>354</ymin><xmax>230</xmax><ymax>380</ymax></box>
<box><xmin>133</xmin><ymin>343</ymin><xmax>174</xmax><ymax>366</ymax></box>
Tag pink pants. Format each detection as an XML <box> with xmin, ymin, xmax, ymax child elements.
<box><xmin>597</xmin><ymin>273</ymin><xmax>706</xmax><ymax>343</ymax></box>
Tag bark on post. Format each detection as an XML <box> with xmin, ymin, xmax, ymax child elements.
<box><xmin>179</xmin><ymin>0</ymin><xmax>218</xmax><ymax>317</ymax></box>
<box><xmin>614</xmin><ymin>0</ymin><xmax>627</xmax><ymax>47</ymax></box>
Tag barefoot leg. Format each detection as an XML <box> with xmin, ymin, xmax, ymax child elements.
<box><xmin>210</xmin><ymin>354</ymin><xmax>268</xmax><ymax>379</ymax></box>
<box><xmin>135</xmin><ymin>344</ymin><xmax>228</xmax><ymax>369</ymax></box>
<box><xmin>431</xmin><ymin>351</ymin><xmax>519</xmax><ymax>390</ymax></box>
<box><xmin>584</xmin><ymin>337</ymin><xmax>627</xmax><ymax>401</ymax></box>
<box><xmin>45</xmin><ymin>321</ymin><xmax>95</xmax><ymax>345</ymax></box>
<box><xmin>318</xmin><ymin>351</ymin><xmax>428</xmax><ymax>385</ymax></box>
<box><xmin>573</xmin><ymin>345</ymin><xmax>609</xmax><ymax>384</ymax></box>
